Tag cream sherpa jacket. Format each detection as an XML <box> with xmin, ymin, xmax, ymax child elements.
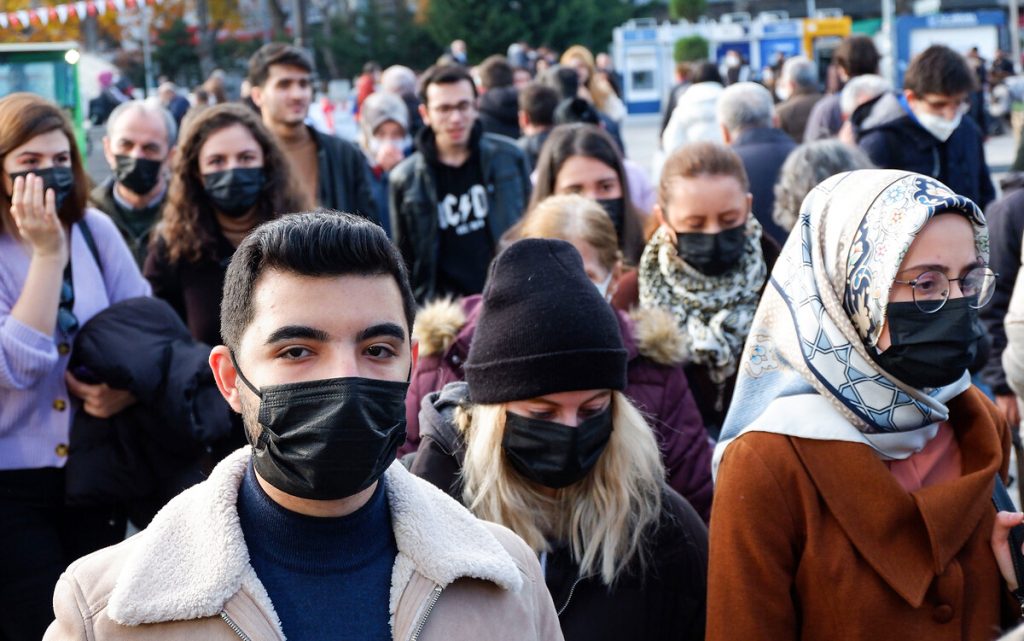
<box><xmin>44</xmin><ymin>448</ymin><xmax>563</xmax><ymax>641</ymax></box>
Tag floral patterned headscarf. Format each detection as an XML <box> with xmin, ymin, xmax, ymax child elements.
<box><xmin>713</xmin><ymin>170</ymin><xmax>987</xmax><ymax>475</ymax></box>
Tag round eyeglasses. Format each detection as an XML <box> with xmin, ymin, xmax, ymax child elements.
<box><xmin>891</xmin><ymin>266</ymin><xmax>998</xmax><ymax>313</ymax></box>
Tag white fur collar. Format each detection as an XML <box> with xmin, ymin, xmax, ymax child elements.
<box><xmin>108</xmin><ymin>448</ymin><xmax>523</xmax><ymax>626</ymax></box>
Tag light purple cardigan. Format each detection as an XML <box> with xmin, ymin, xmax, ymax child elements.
<box><xmin>0</xmin><ymin>208</ymin><xmax>151</xmax><ymax>470</ymax></box>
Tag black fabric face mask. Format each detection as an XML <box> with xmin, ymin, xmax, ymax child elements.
<box><xmin>872</xmin><ymin>297</ymin><xmax>984</xmax><ymax>389</ymax></box>
<box><xmin>596</xmin><ymin>197</ymin><xmax>625</xmax><ymax>238</ymax></box>
<box><xmin>9</xmin><ymin>166</ymin><xmax>75</xmax><ymax>211</ymax></box>
<box><xmin>114</xmin><ymin>155</ymin><xmax>164</xmax><ymax>196</ymax></box>
<box><xmin>676</xmin><ymin>225</ymin><xmax>747</xmax><ymax>276</ymax></box>
<box><xmin>233</xmin><ymin>357</ymin><xmax>408</xmax><ymax>501</ymax></box>
<box><xmin>202</xmin><ymin>167</ymin><xmax>265</xmax><ymax>218</ymax></box>
<box><xmin>502</xmin><ymin>407</ymin><xmax>614</xmax><ymax>489</ymax></box>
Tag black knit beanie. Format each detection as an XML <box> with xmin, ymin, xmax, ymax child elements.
<box><xmin>464</xmin><ymin>238</ymin><xmax>627</xmax><ymax>404</ymax></box>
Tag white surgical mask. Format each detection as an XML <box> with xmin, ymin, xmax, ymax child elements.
<box><xmin>594</xmin><ymin>272</ymin><xmax>613</xmax><ymax>300</ymax></box>
<box><xmin>913</xmin><ymin>110</ymin><xmax>962</xmax><ymax>142</ymax></box>
<box><xmin>369</xmin><ymin>135</ymin><xmax>412</xmax><ymax>156</ymax></box>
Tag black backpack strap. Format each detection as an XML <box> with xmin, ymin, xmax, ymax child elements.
<box><xmin>992</xmin><ymin>473</ymin><xmax>1024</xmax><ymax>615</ymax></box>
<box><xmin>77</xmin><ymin>218</ymin><xmax>104</xmax><ymax>277</ymax></box>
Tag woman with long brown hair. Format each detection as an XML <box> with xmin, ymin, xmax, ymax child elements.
<box><xmin>0</xmin><ymin>93</ymin><xmax>150</xmax><ymax>641</ymax></box>
<box><xmin>144</xmin><ymin>103</ymin><xmax>307</xmax><ymax>346</ymax></box>
<box><xmin>528</xmin><ymin>123</ymin><xmax>647</xmax><ymax>265</ymax></box>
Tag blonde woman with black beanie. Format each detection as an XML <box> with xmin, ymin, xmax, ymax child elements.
<box><xmin>409</xmin><ymin>238</ymin><xmax>708</xmax><ymax>641</ymax></box>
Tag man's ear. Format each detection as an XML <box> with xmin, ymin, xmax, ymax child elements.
<box><xmin>653</xmin><ymin>203</ymin><xmax>676</xmax><ymax>243</ymax></box>
<box><xmin>210</xmin><ymin>345</ymin><xmax>243</xmax><ymax>413</ymax></box>
<box><xmin>102</xmin><ymin>135</ymin><xmax>116</xmax><ymax>170</ymax></box>
<box><xmin>250</xmin><ymin>84</ymin><xmax>264</xmax><ymax>109</ymax></box>
<box><xmin>163</xmin><ymin>145</ymin><xmax>177</xmax><ymax>172</ymax></box>
<box><xmin>418</xmin><ymin>103</ymin><xmax>430</xmax><ymax>128</ymax></box>
<box><xmin>518</xmin><ymin>110</ymin><xmax>529</xmax><ymax>130</ymax></box>
<box><xmin>719</xmin><ymin>124</ymin><xmax>732</xmax><ymax>145</ymax></box>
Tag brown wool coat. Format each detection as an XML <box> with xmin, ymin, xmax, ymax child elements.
<box><xmin>708</xmin><ymin>387</ymin><xmax>1018</xmax><ymax>641</ymax></box>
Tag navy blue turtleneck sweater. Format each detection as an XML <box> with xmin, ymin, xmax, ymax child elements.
<box><xmin>236</xmin><ymin>463</ymin><xmax>397</xmax><ymax>640</ymax></box>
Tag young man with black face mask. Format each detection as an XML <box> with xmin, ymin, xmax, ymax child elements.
<box><xmin>90</xmin><ymin>101</ymin><xmax>176</xmax><ymax>267</ymax></box>
<box><xmin>44</xmin><ymin>211</ymin><xmax>563</xmax><ymax>641</ymax></box>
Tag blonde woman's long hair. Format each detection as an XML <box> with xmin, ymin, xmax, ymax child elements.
<box><xmin>517</xmin><ymin>194</ymin><xmax>622</xmax><ymax>273</ymax></box>
<box><xmin>458</xmin><ymin>392</ymin><xmax>665</xmax><ymax>586</ymax></box>
<box><xmin>561</xmin><ymin>45</ymin><xmax>615</xmax><ymax>114</ymax></box>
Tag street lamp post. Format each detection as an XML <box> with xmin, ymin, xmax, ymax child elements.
<box><xmin>1011</xmin><ymin>0</ymin><xmax>1022</xmax><ymax>74</ymax></box>
<box><xmin>292</xmin><ymin>0</ymin><xmax>307</xmax><ymax>49</ymax></box>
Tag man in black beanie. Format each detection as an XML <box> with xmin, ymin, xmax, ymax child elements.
<box><xmin>464</xmin><ymin>238</ymin><xmax>627</xmax><ymax>402</ymax></box>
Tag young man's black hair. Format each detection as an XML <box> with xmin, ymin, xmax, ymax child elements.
<box><xmin>479</xmin><ymin>55</ymin><xmax>515</xmax><ymax>91</ymax></box>
<box><xmin>518</xmin><ymin>83</ymin><xmax>558</xmax><ymax>128</ymax></box>
<box><xmin>904</xmin><ymin>45</ymin><xmax>977</xmax><ymax>97</ymax></box>
<box><xmin>416</xmin><ymin>64</ymin><xmax>478</xmax><ymax>105</ymax></box>
<box><xmin>541</xmin><ymin>65</ymin><xmax>580</xmax><ymax>102</ymax></box>
<box><xmin>248</xmin><ymin>43</ymin><xmax>315</xmax><ymax>88</ymax></box>
<box><xmin>833</xmin><ymin>35</ymin><xmax>880</xmax><ymax>78</ymax></box>
<box><xmin>220</xmin><ymin>210</ymin><xmax>417</xmax><ymax>352</ymax></box>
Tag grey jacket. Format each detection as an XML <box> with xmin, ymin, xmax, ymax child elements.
<box><xmin>44</xmin><ymin>448</ymin><xmax>563</xmax><ymax>641</ymax></box>
<box><xmin>388</xmin><ymin>123</ymin><xmax>531</xmax><ymax>303</ymax></box>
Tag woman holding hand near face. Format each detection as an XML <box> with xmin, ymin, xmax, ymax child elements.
<box><xmin>0</xmin><ymin>93</ymin><xmax>150</xmax><ymax>641</ymax></box>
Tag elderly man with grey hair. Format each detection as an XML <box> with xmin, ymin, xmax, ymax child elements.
<box><xmin>771</xmin><ymin>139</ymin><xmax>874</xmax><ymax>232</ymax></box>
<box><xmin>774</xmin><ymin>56</ymin><xmax>823</xmax><ymax>143</ymax></box>
<box><xmin>90</xmin><ymin>100</ymin><xmax>177</xmax><ymax>266</ymax></box>
<box><xmin>716</xmin><ymin>81</ymin><xmax>796</xmax><ymax>244</ymax></box>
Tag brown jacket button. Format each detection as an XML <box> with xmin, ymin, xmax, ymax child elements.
<box><xmin>932</xmin><ymin>604</ymin><xmax>954</xmax><ymax>624</ymax></box>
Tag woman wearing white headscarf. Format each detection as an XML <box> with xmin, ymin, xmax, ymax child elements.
<box><xmin>707</xmin><ymin>169</ymin><xmax>1019</xmax><ymax>639</ymax></box>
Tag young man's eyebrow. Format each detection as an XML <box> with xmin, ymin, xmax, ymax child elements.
<box><xmin>356</xmin><ymin>322</ymin><xmax>406</xmax><ymax>343</ymax></box>
<box><xmin>264</xmin><ymin>325</ymin><xmax>330</xmax><ymax>345</ymax></box>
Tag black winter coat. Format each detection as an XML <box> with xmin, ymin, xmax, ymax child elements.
<box><xmin>310</xmin><ymin>125</ymin><xmax>379</xmax><ymax>221</ymax></box>
<box><xmin>854</xmin><ymin>93</ymin><xmax>996</xmax><ymax>209</ymax></box>
<box><xmin>66</xmin><ymin>296</ymin><xmax>236</xmax><ymax>526</ymax></box>
<box><xmin>478</xmin><ymin>86</ymin><xmax>522</xmax><ymax>139</ymax></box>
<box><xmin>731</xmin><ymin>127</ymin><xmax>796</xmax><ymax>246</ymax></box>
<box><xmin>979</xmin><ymin>186</ymin><xmax>1024</xmax><ymax>396</ymax></box>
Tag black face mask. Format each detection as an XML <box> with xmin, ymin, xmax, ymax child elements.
<box><xmin>676</xmin><ymin>225</ymin><xmax>747</xmax><ymax>276</ymax></box>
<box><xmin>502</xmin><ymin>407</ymin><xmax>613</xmax><ymax>489</ymax></box>
<box><xmin>202</xmin><ymin>167</ymin><xmax>265</xmax><ymax>218</ymax></box>
<box><xmin>596</xmin><ymin>197</ymin><xmax>625</xmax><ymax>238</ymax></box>
<box><xmin>9</xmin><ymin>166</ymin><xmax>75</xmax><ymax>211</ymax></box>
<box><xmin>233</xmin><ymin>357</ymin><xmax>408</xmax><ymax>501</ymax></box>
<box><xmin>872</xmin><ymin>297</ymin><xmax>985</xmax><ymax>389</ymax></box>
<box><xmin>114</xmin><ymin>155</ymin><xmax>164</xmax><ymax>196</ymax></box>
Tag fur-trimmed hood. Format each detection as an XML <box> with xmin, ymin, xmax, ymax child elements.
<box><xmin>101</xmin><ymin>447</ymin><xmax>523</xmax><ymax>629</ymax></box>
<box><xmin>413</xmin><ymin>295</ymin><xmax>688</xmax><ymax>366</ymax></box>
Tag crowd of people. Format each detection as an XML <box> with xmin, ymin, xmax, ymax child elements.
<box><xmin>3</xmin><ymin>32</ymin><xmax>1024</xmax><ymax>641</ymax></box>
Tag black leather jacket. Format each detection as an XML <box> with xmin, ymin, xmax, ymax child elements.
<box><xmin>388</xmin><ymin>122</ymin><xmax>532</xmax><ymax>303</ymax></box>
<box><xmin>310</xmin><ymin>125</ymin><xmax>379</xmax><ymax>221</ymax></box>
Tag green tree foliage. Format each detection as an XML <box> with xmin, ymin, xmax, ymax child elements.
<box><xmin>674</xmin><ymin>35</ymin><xmax>709</xmax><ymax>63</ymax></box>
<box><xmin>423</xmin><ymin>0</ymin><xmax>633</xmax><ymax>63</ymax></box>
<box><xmin>314</xmin><ymin>0</ymin><xmax>436</xmax><ymax>79</ymax></box>
<box><xmin>154</xmin><ymin>19</ymin><xmax>201</xmax><ymax>86</ymax></box>
<box><xmin>669</xmin><ymin>0</ymin><xmax>706</xmax><ymax>22</ymax></box>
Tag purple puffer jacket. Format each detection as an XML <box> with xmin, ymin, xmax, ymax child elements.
<box><xmin>402</xmin><ymin>295</ymin><xmax>714</xmax><ymax>520</ymax></box>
